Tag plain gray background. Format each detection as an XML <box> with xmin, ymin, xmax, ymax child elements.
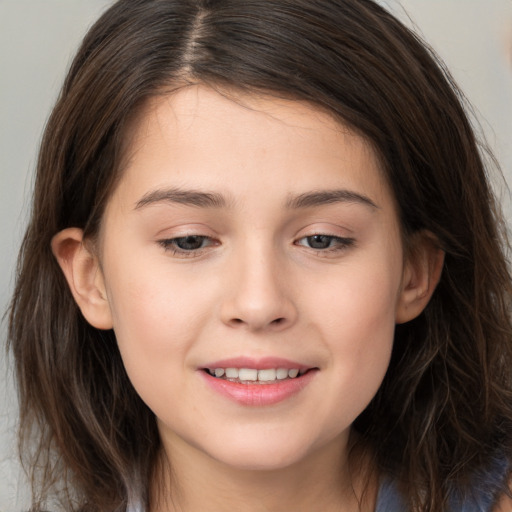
<box><xmin>1</xmin><ymin>1</ymin><xmax>511</xmax><ymax>509</ymax></box>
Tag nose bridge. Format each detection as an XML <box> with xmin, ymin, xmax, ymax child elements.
<box><xmin>220</xmin><ymin>235</ymin><xmax>296</xmax><ymax>331</ymax></box>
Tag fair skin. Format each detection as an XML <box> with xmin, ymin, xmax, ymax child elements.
<box><xmin>52</xmin><ymin>85</ymin><xmax>444</xmax><ymax>512</ymax></box>
<box><xmin>497</xmin><ymin>492</ymin><xmax>512</xmax><ymax>512</ymax></box>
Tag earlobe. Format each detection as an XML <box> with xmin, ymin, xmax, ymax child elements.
<box><xmin>395</xmin><ymin>231</ymin><xmax>445</xmax><ymax>324</ymax></box>
<box><xmin>51</xmin><ymin>228</ymin><xmax>113</xmax><ymax>330</ymax></box>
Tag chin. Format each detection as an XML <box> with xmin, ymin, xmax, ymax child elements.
<box><xmin>214</xmin><ymin>451</ymin><xmax>306</xmax><ymax>472</ymax></box>
<box><xmin>203</xmin><ymin>433</ymin><xmax>323</xmax><ymax>472</ymax></box>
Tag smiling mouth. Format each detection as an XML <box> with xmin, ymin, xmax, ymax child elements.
<box><xmin>204</xmin><ymin>367</ymin><xmax>312</xmax><ymax>384</ymax></box>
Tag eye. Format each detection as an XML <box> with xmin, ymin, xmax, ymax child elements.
<box><xmin>296</xmin><ymin>234</ymin><xmax>355</xmax><ymax>252</ymax></box>
<box><xmin>158</xmin><ymin>235</ymin><xmax>216</xmax><ymax>256</ymax></box>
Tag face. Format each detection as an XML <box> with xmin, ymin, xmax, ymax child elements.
<box><xmin>94</xmin><ymin>86</ymin><xmax>410</xmax><ymax>471</ymax></box>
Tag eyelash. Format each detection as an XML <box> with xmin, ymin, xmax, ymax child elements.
<box><xmin>158</xmin><ymin>235</ymin><xmax>216</xmax><ymax>257</ymax></box>
<box><xmin>158</xmin><ymin>234</ymin><xmax>355</xmax><ymax>258</ymax></box>
<box><xmin>295</xmin><ymin>234</ymin><xmax>356</xmax><ymax>254</ymax></box>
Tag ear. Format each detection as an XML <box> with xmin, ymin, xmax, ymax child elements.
<box><xmin>51</xmin><ymin>228</ymin><xmax>113</xmax><ymax>330</ymax></box>
<box><xmin>395</xmin><ymin>231</ymin><xmax>445</xmax><ymax>324</ymax></box>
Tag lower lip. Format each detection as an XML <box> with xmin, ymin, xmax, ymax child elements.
<box><xmin>200</xmin><ymin>370</ymin><xmax>317</xmax><ymax>406</ymax></box>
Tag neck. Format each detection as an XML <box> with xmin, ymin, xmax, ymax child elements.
<box><xmin>151</xmin><ymin>432</ymin><xmax>377</xmax><ymax>512</ymax></box>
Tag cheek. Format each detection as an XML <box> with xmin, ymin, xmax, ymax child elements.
<box><xmin>102</xmin><ymin>252</ymin><xmax>209</xmax><ymax>384</ymax></box>
<box><xmin>304</xmin><ymin>259</ymin><xmax>400</xmax><ymax>416</ymax></box>
<box><xmin>310</xmin><ymin>255</ymin><xmax>401</xmax><ymax>339</ymax></box>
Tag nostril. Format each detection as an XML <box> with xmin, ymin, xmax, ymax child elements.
<box><xmin>272</xmin><ymin>318</ymin><xmax>285</xmax><ymax>325</ymax></box>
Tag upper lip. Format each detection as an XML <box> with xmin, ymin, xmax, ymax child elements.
<box><xmin>201</xmin><ymin>356</ymin><xmax>314</xmax><ymax>371</ymax></box>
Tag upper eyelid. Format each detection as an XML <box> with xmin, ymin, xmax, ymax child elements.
<box><xmin>154</xmin><ymin>223</ymin><xmax>217</xmax><ymax>237</ymax></box>
<box><xmin>294</xmin><ymin>225</ymin><xmax>355</xmax><ymax>240</ymax></box>
<box><xmin>159</xmin><ymin>234</ymin><xmax>215</xmax><ymax>245</ymax></box>
<box><xmin>156</xmin><ymin>231</ymin><xmax>353</xmax><ymax>242</ymax></box>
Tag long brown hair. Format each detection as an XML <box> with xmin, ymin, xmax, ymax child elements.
<box><xmin>8</xmin><ymin>0</ymin><xmax>512</xmax><ymax>510</ymax></box>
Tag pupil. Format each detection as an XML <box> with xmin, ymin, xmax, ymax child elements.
<box><xmin>177</xmin><ymin>236</ymin><xmax>203</xmax><ymax>250</ymax></box>
<box><xmin>308</xmin><ymin>235</ymin><xmax>331</xmax><ymax>249</ymax></box>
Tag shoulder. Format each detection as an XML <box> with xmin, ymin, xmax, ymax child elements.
<box><xmin>376</xmin><ymin>456</ymin><xmax>511</xmax><ymax>512</ymax></box>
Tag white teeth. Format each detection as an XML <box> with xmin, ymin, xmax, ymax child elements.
<box><xmin>238</xmin><ymin>368</ymin><xmax>258</xmax><ymax>381</ymax></box>
<box><xmin>225</xmin><ymin>368</ymin><xmax>238</xmax><ymax>378</ymax></box>
<box><xmin>276</xmin><ymin>368</ymin><xmax>289</xmax><ymax>380</ymax></box>
<box><xmin>258</xmin><ymin>369</ymin><xmax>276</xmax><ymax>382</ymax></box>
<box><xmin>210</xmin><ymin>367</ymin><xmax>305</xmax><ymax>382</ymax></box>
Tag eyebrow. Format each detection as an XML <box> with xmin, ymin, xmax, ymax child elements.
<box><xmin>134</xmin><ymin>188</ymin><xmax>229</xmax><ymax>210</ymax></box>
<box><xmin>285</xmin><ymin>189</ymin><xmax>379</xmax><ymax>210</ymax></box>
<box><xmin>134</xmin><ymin>187</ymin><xmax>378</xmax><ymax>211</ymax></box>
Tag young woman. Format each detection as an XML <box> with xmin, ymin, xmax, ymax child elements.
<box><xmin>8</xmin><ymin>0</ymin><xmax>512</xmax><ymax>510</ymax></box>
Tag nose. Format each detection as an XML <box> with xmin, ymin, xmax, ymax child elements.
<box><xmin>220</xmin><ymin>245</ymin><xmax>298</xmax><ymax>332</ymax></box>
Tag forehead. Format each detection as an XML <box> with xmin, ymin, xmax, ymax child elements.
<box><xmin>112</xmin><ymin>84</ymin><xmax>393</xmax><ymax>212</ymax></box>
